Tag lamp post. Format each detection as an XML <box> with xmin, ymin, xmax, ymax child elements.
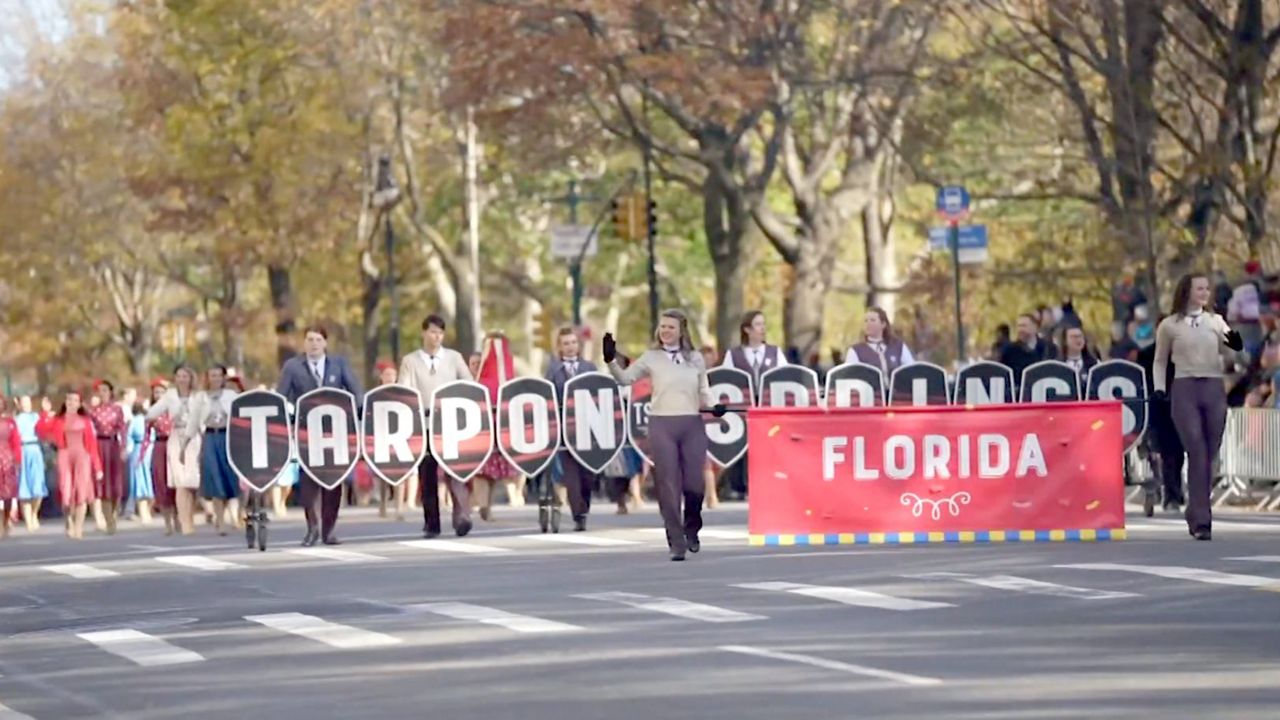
<box><xmin>373</xmin><ymin>154</ymin><xmax>403</xmax><ymax>360</ymax></box>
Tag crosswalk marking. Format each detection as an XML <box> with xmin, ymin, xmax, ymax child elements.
<box><xmin>287</xmin><ymin>548</ymin><xmax>387</xmax><ymax>563</ymax></box>
<box><xmin>719</xmin><ymin>645</ymin><xmax>942</xmax><ymax>686</ymax></box>
<box><xmin>908</xmin><ymin>572</ymin><xmax>1137</xmax><ymax>600</ymax></box>
<box><xmin>1224</xmin><ymin>556</ymin><xmax>1280</xmax><ymax>563</ymax></box>
<box><xmin>76</xmin><ymin>629</ymin><xmax>204</xmax><ymax>666</ymax></box>
<box><xmin>0</xmin><ymin>701</ymin><xmax>37</xmax><ymax>720</ymax></box>
<box><xmin>1056</xmin><ymin>563</ymin><xmax>1279</xmax><ymax>588</ymax></box>
<box><xmin>734</xmin><ymin>581</ymin><xmax>954</xmax><ymax>610</ymax></box>
<box><xmin>245</xmin><ymin>613</ymin><xmax>401</xmax><ymax>648</ymax></box>
<box><xmin>41</xmin><ymin>563</ymin><xmax>119</xmax><ymax>579</ymax></box>
<box><xmin>399</xmin><ymin>539</ymin><xmax>510</xmax><ymax>554</ymax></box>
<box><xmin>518</xmin><ymin>534</ymin><xmax>640</xmax><ymax>547</ymax></box>
<box><xmin>410</xmin><ymin>602</ymin><xmax>582</xmax><ymax>633</ymax></box>
<box><xmin>640</xmin><ymin>528</ymin><xmax>746</xmax><ymax>540</ymax></box>
<box><xmin>154</xmin><ymin>555</ymin><xmax>244</xmax><ymax>572</ymax></box>
<box><xmin>576</xmin><ymin>591</ymin><xmax>765</xmax><ymax>623</ymax></box>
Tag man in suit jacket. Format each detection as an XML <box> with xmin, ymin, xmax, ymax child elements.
<box><xmin>277</xmin><ymin>324</ymin><xmax>364</xmax><ymax>546</ymax></box>
<box><xmin>399</xmin><ymin>314</ymin><xmax>474</xmax><ymax>538</ymax></box>
<box><xmin>546</xmin><ymin>327</ymin><xmax>598</xmax><ymax>531</ymax></box>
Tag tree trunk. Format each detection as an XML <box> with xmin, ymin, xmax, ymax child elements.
<box><xmin>267</xmin><ymin>264</ymin><xmax>298</xmax><ymax>368</ymax></box>
<box><xmin>862</xmin><ymin>191</ymin><xmax>897</xmax><ymax>318</ymax></box>
<box><xmin>452</xmin><ymin>266</ymin><xmax>481</xmax><ymax>355</ymax></box>
<box><xmin>783</xmin><ymin>208</ymin><xmax>842</xmax><ymax>364</ymax></box>
<box><xmin>703</xmin><ymin>175</ymin><xmax>750</xmax><ymax>353</ymax></box>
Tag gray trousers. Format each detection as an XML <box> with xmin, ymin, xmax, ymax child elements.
<box><xmin>649</xmin><ymin>415</ymin><xmax>708</xmax><ymax>552</ymax></box>
<box><xmin>1170</xmin><ymin>378</ymin><xmax>1227</xmax><ymax>533</ymax></box>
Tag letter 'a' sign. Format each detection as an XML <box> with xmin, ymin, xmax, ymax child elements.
<box><xmin>1086</xmin><ymin>360</ymin><xmax>1148</xmax><ymax>452</ymax></box>
<box><xmin>295</xmin><ymin>387</ymin><xmax>359</xmax><ymax>490</ymax></box>
<box><xmin>625</xmin><ymin>378</ymin><xmax>654</xmax><ymax>466</ymax></box>
<box><xmin>361</xmin><ymin>384</ymin><xmax>427</xmax><ymax>486</ymax></box>
<box><xmin>705</xmin><ymin>367</ymin><xmax>753</xmax><ymax>468</ymax></box>
<box><xmin>496</xmin><ymin>377</ymin><xmax>560</xmax><ymax>477</ymax></box>
<box><xmin>561</xmin><ymin>372</ymin><xmax>625</xmax><ymax>474</ymax></box>
<box><xmin>227</xmin><ymin>390</ymin><xmax>291</xmax><ymax>492</ymax></box>
<box><xmin>429</xmin><ymin>381</ymin><xmax>494</xmax><ymax>482</ymax></box>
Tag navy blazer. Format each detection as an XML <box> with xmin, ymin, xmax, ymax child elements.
<box><xmin>546</xmin><ymin>358</ymin><xmax>598</xmax><ymax>400</ymax></box>
<box><xmin>276</xmin><ymin>353</ymin><xmax>364</xmax><ymax>407</ymax></box>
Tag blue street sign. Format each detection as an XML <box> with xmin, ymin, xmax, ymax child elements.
<box><xmin>936</xmin><ymin>185</ymin><xmax>970</xmax><ymax>219</ymax></box>
<box><xmin>928</xmin><ymin>224</ymin><xmax>988</xmax><ymax>250</ymax></box>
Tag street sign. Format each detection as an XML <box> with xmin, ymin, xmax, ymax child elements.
<box><xmin>929</xmin><ymin>224</ymin><xmax>988</xmax><ymax>264</ymax></box>
<box><xmin>936</xmin><ymin>185</ymin><xmax>971</xmax><ymax>221</ymax></box>
<box><xmin>549</xmin><ymin>224</ymin><xmax>597</xmax><ymax>260</ymax></box>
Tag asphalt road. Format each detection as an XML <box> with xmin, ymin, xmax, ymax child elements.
<box><xmin>2</xmin><ymin>502</ymin><xmax>1280</xmax><ymax>720</ymax></box>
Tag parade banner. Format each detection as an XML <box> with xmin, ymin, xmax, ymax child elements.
<box><xmin>747</xmin><ymin>402</ymin><xmax>1126</xmax><ymax>544</ymax></box>
<box><xmin>361</xmin><ymin>384</ymin><xmax>427</xmax><ymax>486</ymax></box>
<box><xmin>889</xmin><ymin>362</ymin><xmax>949</xmax><ymax>406</ymax></box>
<box><xmin>1020</xmin><ymin>360</ymin><xmax>1081</xmax><ymax>403</ymax></box>
<box><xmin>295</xmin><ymin>387</ymin><xmax>359</xmax><ymax>490</ymax></box>
<box><xmin>824</xmin><ymin>362</ymin><xmax>887</xmax><ymax>408</ymax></box>
<box><xmin>705</xmin><ymin>367</ymin><xmax>754</xmax><ymax>468</ymax></box>
<box><xmin>496</xmin><ymin>377</ymin><xmax>560</xmax><ymax>477</ymax></box>
<box><xmin>429</xmin><ymin>381</ymin><xmax>494</xmax><ymax>482</ymax></box>
<box><xmin>759</xmin><ymin>365</ymin><xmax>820</xmax><ymax>407</ymax></box>
<box><xmin>953</xmin><ymin>361</ymin><xmax>1015</xmax><ymax>405</ymax></box>
<box><xmin>560</xmin><ymin>372</ymin><xmax>625</xmax><ymax>474</ymax></box>
<box><xmin>625</xmin><ymin>377</ymin><xmax>654</xmax><ymax>466</ymax></box>
<box><xmin>1086</xmin><ymin>360</ymin><xmax>1148</xmax><ymax>453</ymax></box>
<box><xmin>227</xmin><ymin>390</ymin><xmax>291</xmax><ymax>492</ymax></box>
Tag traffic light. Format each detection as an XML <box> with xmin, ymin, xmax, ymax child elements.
<box><xmin>646</xmin><ymin>199</ymin><xmax>657</xmax><ymax>240</ymax></box>
<box><xmin>532</xmin><ymin>307</ymin><xmax>553</xmax><ymax>352</ymax></box>
<box><xmin>610</xmin><ymin>192</ymin><xmax>644</xmax><ymax>241</ymax></box>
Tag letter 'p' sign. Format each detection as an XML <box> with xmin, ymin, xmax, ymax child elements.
<box><xmin>228</xmin><ymin>390</ymin><xmax>291</xmax><ymax>492</ymax></box>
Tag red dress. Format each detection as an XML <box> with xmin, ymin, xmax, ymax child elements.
<box><xmin>0</xmin><ymin>416</ymin><xmax>21</xmax><ymax>501</ymax></box>
<box><xmin>142</xmin><ymin>414</ymin><xmax>176</xmax><ymax>510</ymax></box>
<box><xmin>36</xmin><ymin>412</ymin><xmax>102</xmax><ymax>507</ymax></box>
<box><xmin>90</xmin><ymin>403</ymin><xmax>127</xmax><ymax>502</ymax></box>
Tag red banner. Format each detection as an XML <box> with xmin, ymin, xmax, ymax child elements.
<box><xmin>747</xmin><ymin>402</ymin><xmax>1125</xmax><ymax>542</ymax></box>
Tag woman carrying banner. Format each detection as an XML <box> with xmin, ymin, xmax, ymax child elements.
<box><xmin>36</xmin><ymin>389</ymin><xmax>102</xmax><ymax>540</ymax></box>
<box><xmin>845</xmin><ymin>307</ymin><xmax>915</xmax><ymax>377</ymax></box>
<box><xmin>605</xmin><ymin>309</ymin><xmax>714</xmax><ymax>561</ymax></box>
<box><xmin>147</xmin><ymin>365</ymin><xmax>201</xmax><ymax>535</ymax></box>
<box><xmin>720</xmin><ymin>310</ymin><xmax>785</xmax><ymax>501</ymax></box>
<box><xmin>1153</xmin><ymin>273</ymin><xmax>1244</xmax><ymax>541</ymax></box>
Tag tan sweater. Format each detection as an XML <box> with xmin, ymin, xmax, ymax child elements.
<box><xmin>398</xmin><ymin>347</ymin><xmax>472</xmax><ymax>405</ymax></box>
<box><xmin>609</xmin><ymin>349</ymin><xmax>711</xmax><ymax>416</ymax></box>
<box><xmin>1153</xmin><ymin>313</ymin><xmax>1232</xmax><ymax>392</ymax></box>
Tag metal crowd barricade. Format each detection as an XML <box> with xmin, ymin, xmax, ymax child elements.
<box><xmin>1216</xmin><ymin>407</ymin><xmax>1280</xmax><ymax>510</ymax></box>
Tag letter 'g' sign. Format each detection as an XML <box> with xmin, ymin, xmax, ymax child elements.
<box><xmin>295</xmin><ymin>387</ymin><xmax>360</xmax><ymax>490</ymax></box>
<box><xmin>361</xmin><ymin>384</ymin><xmax>427</xmax><ymax>486</ymax></box>
<box><xmin>227</xmin><ymin>390</ymin><xmax>291</xmax><ymax>492</ymax></box>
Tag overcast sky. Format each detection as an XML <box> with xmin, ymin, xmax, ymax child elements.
<box><xmin>0</xmin><ymin>0</ymin><xmax>71</xmax><ymax>89</ymax></box>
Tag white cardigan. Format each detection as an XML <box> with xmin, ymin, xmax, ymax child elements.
<box><xmin>187</xmin><ymin>389</ymin><xmax>235</xmax><ymax>441</ymax></box>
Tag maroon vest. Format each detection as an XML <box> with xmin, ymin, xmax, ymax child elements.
<box><xmin>849</xmin><ymin>339</ymin><xmax>906</xmax><ymax>376</ymax></box>
<box><xmin>728</xmin><ymin>344</ymin><xmax>780</xmax><ymax>385</ymax></box>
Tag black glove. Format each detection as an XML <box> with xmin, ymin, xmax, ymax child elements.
<box><xmin>1152</xmin><ymin>389</ymin><xmax>1168</xmax><ymax>403</ymax></box>
<box><xmin>1224</xmin><ymin>329</ymin><xmax>1244</xmax><ymax>351</ymax></box>
<box><xmin>712</xmin><ymin>403</ymin><xmax>728</xmax><ymax>418</ymax></box>
<box><xmin>602</xmin><ymin>332</ymin><xmax>616</xmax><ymax>364</ymax></box>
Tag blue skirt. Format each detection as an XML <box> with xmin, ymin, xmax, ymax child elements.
<box><xmin>18</xmin><ymin>443</ymin><xmax>47</xmax><ymax>500</ymax></box>
<box><xmin>199</xmin><ymin>430</ymin><xmax>239</xmax><ymax>499</ymax></box>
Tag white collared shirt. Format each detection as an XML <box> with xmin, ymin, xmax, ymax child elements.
<box><xmin>307</xmin><ymin>355</ymin><xmax>326</xmax><ymax>383</ymax></box>
<box><xmin>418</xmin><ymin>347</ymin><xmax>440</xmax><ymax>373</ymax></box>
<box><xmin>720</xmin><ymin>344</ymin><xmax>789</xmax><ymax>369</ymax></box>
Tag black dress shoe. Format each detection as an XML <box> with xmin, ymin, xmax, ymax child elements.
<box><xmin>322</xmin><ymin>536</ymin><xmax>342</xmax><ymax>546</ymax></box>
<box><xmin>424</xmin><ymin>530</ymin><xmax>441</xmax><ymax>539</ymax></box>
<box><xmin>301</xmin><ymin>529</ymin><xmax>318</xmax><ymax>547</ymax></box>
<box><xmin>670</xmin><ymin>549</ymin><xmax>686</xmax><ymax>561</ymax></box>
<box><xmin>687</xmin><ymin>535</ymin><xmax>700</xmax><ymax>553</ymax></box>
<box><xmin>1193</xmin><ymin>529</ymin><xmax>1212</xmax><ymax>541</ymax></box>
<box><xmin>574</xmin><ymin>516</ymin><xmax>587</xmax><ymax>532</ymax></box>
<box><xmin>455</xmin><ymin>520</ymin><xmax>472</xmax><ymax>537</ymax></box>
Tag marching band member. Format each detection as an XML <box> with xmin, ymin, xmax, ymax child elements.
<box><xmin>190</xmin><ymin>365</ymin><xmax>238</xmax><ymax>535</ymax></box>
<box><xmin>277</xmin><ymin>324</ymin><xmax>364</xmax><ymax>546</ymax></box>
<box><xmin>15</xmin><ymin>396</ymin><xmax>47</xmax><ymax>531</ymax></box>
<box><xmin>0</xmin><ymin>395</ymin><xmax>21</xmax><ymax>538</ymax></box>
<box><xmin>721</xmin><ymin>310</ymin><xmax>786</xmax><ymax>383</ymax></box>
<box><xmin>845</xmin><ymin>307</ymin><xmax>915</xmax><ymax>376</ymax></box>
<box><xmin>1060</xmin><ymin>326</ymin><xmax>1098</xmax><ymax>385</ymax></box>
<box><xmin>547</xmin><ymin>327</ymin><xmax>598</xmax><ymax>531</ymax></box>
<box><xmin>605</xmin><ymin>309</ymin><xmax>713</xmax><ymax>561</ymax></box>
<box><xmin>1153</xmin><ymin>273</ymin><xmax>1244</xmax><ymax>541</ymax></box>
<box><xmin>90</xmin><ymin>380</ymin><xmax>127</xmax><ymax>534</ymax></box>
<box><xmin>37</xmin><ymin>389</ymin><xmax>102</xmax><ymax>540</ymax></box>
<box><xmin>374</xmin><ymin>360</ymin><xmax>409</xmax><ymax>521</ymax></box>
<box><xmin>398</xmin><ymin>314</ymin><xmax>473</xmax><ymax>538</ymax></box>
<box><xmin>147</xmin><ymin>366</ymin><xmax>201</xmax><ymax>535</ymax></box>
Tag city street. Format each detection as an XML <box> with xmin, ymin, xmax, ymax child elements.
<box><xmin>2</xmin><ymin>503</ymin><xmax>1280</xmax><ymax>719</ymax></box>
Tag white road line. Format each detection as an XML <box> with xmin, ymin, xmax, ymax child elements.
<box><xmin>718</xmin><ymin>645</ymin><xmax>942</xmax><ymax>686</ymax></box>
<box><xmin>398</xmin><ymin>539</ymin><xmax>510</xmax><ymax>554</ymax></box>
<box><xmin>911</xmin><ymin>573</ymin><xmax>1138</xmax><ymax>600</ymax></box>
<box><xmin>410</xmin><ymin>602</ymin><xmax>582</xmax><ymax>633</ymax></box>
<box><xmin>287</xmin><ymin>548</ymin><xmax>387</xmax><ymax>563</ymax></box>
<box><xmin>734</xmin><ymin>581</ymin><xmax>953</xmax><ymax>610</ymax></box>
<box><xmin>639</xmin><ymin>528</ymin><xmax>747</xmax><ymax>540</ymax></box>
<box><xmin>1056</xmin><ymin>563</ymin><xmax>1280</xmax><ymax>588</ymax></box>
<box><xmin>245</xmin><ymin>613</ymin><xmax>401</xmax><ymax>649</ymax></box>
<box><xmin>1224</xmin><ymin>556</ymin><xmax>1280</xmax><ymax>563</ymax></box>
<box><xmin>41</xmin><ymin>563</ymin><xmax>120</xmax><ymax>579</ymax></box>
<box><xmin>76</xmin><ymin>629</ymin><xmax>204</xmax><ymax>666</ymax></box>
<box><xmin>576</xmin><ymin>591</ymin><xmax>765</xmax><ymax>623</ymax></box>
<box><xmin>154</xmin><ymin>555</ymin><xmax>244</xmax><ymax>572</ymax></box>
<box><xmin>517</xmin><ymin>534</ymin><xmax>640</xmax><ymax>546</ymax></box>
<box><xmin>0</xmin><ymin>701</ymin><xmax>37</xmax><ymax>720</ymax></box>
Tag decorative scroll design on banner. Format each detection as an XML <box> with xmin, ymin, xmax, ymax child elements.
<box><xmin>899</xmin><ymin>492</ymin><xmax>972</xmax><ymax>520</ymax></box>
